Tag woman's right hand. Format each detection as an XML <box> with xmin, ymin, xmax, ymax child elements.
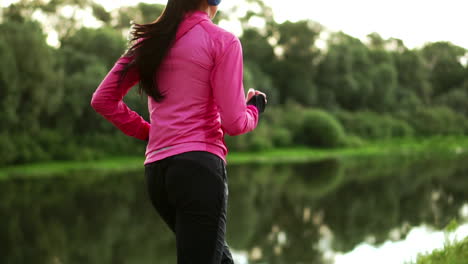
<box><xmin>246</xmin><ymin>88</ymin><xmax>267</xmax><ymax>113</ymax></box>
<box><xmin>246</xmin><ymin>88</ymin><xmax>267</xmax><ymax>104</ymax></box>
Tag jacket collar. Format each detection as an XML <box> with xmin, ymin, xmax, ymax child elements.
<box><xmin>176</xmin><ymin>10</ymin><xmax>211</xmax><ymax>41</ymax></box>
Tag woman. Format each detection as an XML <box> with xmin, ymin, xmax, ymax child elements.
<box><xmin>90</xmin><ymin>0</ymin><xmax>267</xmax><ymax>263</ymax></box>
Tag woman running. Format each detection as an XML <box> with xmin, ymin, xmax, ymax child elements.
<box><xmin>91</xmin><ymin>0</ymin><xmax>267</xmax><ymax>263</ymax></box>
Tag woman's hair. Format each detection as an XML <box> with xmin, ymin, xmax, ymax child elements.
<box><xmin>120</xmin><ymin>0</ymin><xmax>204</xmax><ymax>102</ymax></box>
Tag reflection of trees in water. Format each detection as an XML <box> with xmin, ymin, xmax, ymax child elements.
<box><xmin>0</xmin><ymin>171</ymin><xmax>177</xmax><ymax>264</ymax></box>
<box><xmin>321</xmin><ymin>154</ymin><xmax>468</xmax><ymax>252</ymax></box>
<box><xmin>1</xmin><ymin>154</ymin><xmax>468</xmax><ymax>263</ymax></box>
<box><xmin>226</xmin><ymin>154</ymin><xmax>468</xmax><ymax>262</ymax></box>
<box><xmin>227</xmin><ymin>159</ymin><xmax>342</xmax><ymax>264</ymax></box>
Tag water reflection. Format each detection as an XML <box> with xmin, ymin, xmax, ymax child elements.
<box><xmin>1</xmin><ymin>153</ymin><xmax>468</xmax><ymax>263</ymax></box>
<box><xmin>333</xmin><ymin>221</ymin><xmax>468</xmax><ymax>264</ymax></box>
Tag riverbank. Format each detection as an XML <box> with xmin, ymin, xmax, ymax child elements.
<box><xmin>1</xmin><ymin>136</ymin><xmax>468</xmax><ymax>179</ymax></box>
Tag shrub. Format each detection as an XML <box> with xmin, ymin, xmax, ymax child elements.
<box><xmin>224</xmin><ymin>134</ymin><xmax>249</xmax><ymax>152</ymax></box>
<box><xmin>343</xmin><ymin>135</ymin><xmax>366</xmax><ymax>148</ymax></box>
<box><xmin>271</xmin><ymin>127</ymin><xmax>293</xmax><ymax>147</ymax></box>
<box><xmin>388</xmin><ymin>118</ymin><xmax>414</xmax><ymax>138</ymax></box>
<box><xmin>297</xmin><ymin>110</ymin><xmax>346</xmax><ymax>148</ymax></box>
<box><xmin>335</xmin><ymin>111</ymin><xmax>414</xmax><ymax>140</ymax></box>
<box><xmin>435</xmin><ymin>88</ymin><xmax>468</xmax><ymax>115</ymax></box>
<box><xmin>12</xmin><ymin>132</ymin><xmax>50</xmax><ymax>164</ymax></box>
<box><xmin>0</xmin><ymin>133</ymin><xmax>17</xmax><ymax>166</ymax></box>
<box><xmin>249</xmin><ymin>134</ymin><xmax>273</xmax><ymax>151</ymax></box>
<box><xmin>248</xmin><ymin>124</ymin><xmax>274</xmax><ymax>151</ymax></box>
<box><xmin>407</xmin><ymin>106</ymin><xmax>468</xmax><ymax>136</ymax></box>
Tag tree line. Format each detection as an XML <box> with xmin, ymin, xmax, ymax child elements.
<box><xmin>1</xmin><ymin>0</ymin><xmax>467</xmax><ymax>166</ymax></box>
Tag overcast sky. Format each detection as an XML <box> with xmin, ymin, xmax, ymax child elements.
<box><xmin>91</xmin><ymin>0</ymin><xmax>468</xmax><ymax>49</ymax></box>
<box><xmin>3</xmin><ymin>0</ymin><xmax>468</xmax><ymax>49</ymax></box>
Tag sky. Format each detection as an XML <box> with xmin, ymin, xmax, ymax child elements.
<box><xmin>2</xmin><ymin>0</ymin><xmax>468</xmax><ymax>49</ymax></box>
<box><xmin>91</xmin><ymin>0</ymin><xmax>468</xmax><ymax>49</ymax></box>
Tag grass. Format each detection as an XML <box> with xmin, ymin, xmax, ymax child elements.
<box><xmin>1</xmin><ymin>136</ymin><xmax>468</xmax><ymax>179</ymax></box>
<box><xmin>226</xmin><ymin>135</ymin><xmax>468</xmax><ymax>165</ymax></box>
<box><xmin>412</xmin><ymin>236</ymin><xmax>468</xmax><ymax>264</ymax></box>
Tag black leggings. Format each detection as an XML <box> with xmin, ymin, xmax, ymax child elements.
<box><xmin>144</xmin><ymin>151</ymin><xmax>234</xmax><ymax>264</ymax></box>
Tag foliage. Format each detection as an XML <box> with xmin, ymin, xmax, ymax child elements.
<box><xmin>297</xmin><ymin>109</ymin><xmax>346</xmax><ymax>148</ymax></box>
<box><xmin>405</xmin><ymin>106</ymin><xmax>468</xmax><ymax>136</ymax></box>
<box><xmin>0</xmin><ymin>20</ymin><xmax>59</xmax><ymax>164</ymax></box>
<box><xmin>0</xmin><ymin>1</ymin><xmax>468</xmax><ymax>166</ymax></box>
<box><xmin>335</xmin><ymin>111</ymin><xmax>414</xmax><ymax>140</ymax></box>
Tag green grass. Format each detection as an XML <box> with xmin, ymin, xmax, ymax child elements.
<box><xmin>0</xmin><ymin>156</ymin><xmax>146</xmax><ymax>179</ymax></box>
<box><xmin>228</xmin><ymin>135</ymin><xmax>468</xmax><ymax>164</ymax></box>
<box><xmin>2</xmin><ymin>136</ymin><xmax>468</xmax><ymax>179</ymax></box>
<box><xmin>412</xmin><ymin>237</ymin><xmax>468</xmax><ymax>264</ymax></box>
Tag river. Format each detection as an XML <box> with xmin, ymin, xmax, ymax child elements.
<box><xmin>1</xmin><ymin>153</ymin><xmax>468</xmax><ymax>263</ymax></box>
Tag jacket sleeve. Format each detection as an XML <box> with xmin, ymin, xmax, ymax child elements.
<box><xmin>210</xmin><ymin>37</ymin><xmax>259</xmax><ymax>136</ymax></box>
<box><xmin>90</xmin><ymin>56</ymin><xmax>150</xmax><ymax>141</ymax></box>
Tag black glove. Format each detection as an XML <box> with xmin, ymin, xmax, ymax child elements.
<box><xmin>247</xmin><ymin>94</ymin><xmax>267</xmax><ymax>114</ymax></box>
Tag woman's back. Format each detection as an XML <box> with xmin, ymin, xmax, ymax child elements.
<box><xmin>91</xmin><ymin>10</ymin><xmax>259</xmax><ymax>165</ymax></box>
<box><xmin>146</xmin><ymin>11</ymin><xmax>228</xmax><ymax>164</ymax></box>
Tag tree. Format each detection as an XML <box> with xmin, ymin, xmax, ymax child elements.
<box><xmin>240</xmin><ymin>28</ymin><xmax>277</xmax><ymax>103</ymax></box>
<box><xmin>394</xmin><ymin>49</ymin><xmax>432</xmax><ymax>107</ymax></box>
<box><xmin>114</xmin><ymin>3</ymin><xmax>165</xmax><ymax>30</ymax></box>
<box><xmin>271</xmin><ymin>20</ymin><xmax>323</xmax><ymax>106</ymax></box>
<box><xmin>421</xmin><ymin>42</ymin><xmax>466</xmax><ymax>97</ymax></box>
<box><xmin>316</xmin><ymin>32</ymin><xmax>373</xmax><ymax>110</ymax></box>
<box><xmin>0</xmin><ymin>20</ymin><xmax>59</xmax><ymax>164</ymax></box>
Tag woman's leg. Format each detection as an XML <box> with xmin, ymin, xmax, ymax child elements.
<box><xmin>166</xmin><ymin>158</ymin><xmax>231</xmax><ymax>264</ymax></box>
<box><xmin>145</xmin><ymin>153</ymin><xmax>234</xmax><ymax>264</ymax></box>
<box><xmin>145</xmin><ymin>159</ymin><xmax>177</xmax><ymax>234</ymax></box>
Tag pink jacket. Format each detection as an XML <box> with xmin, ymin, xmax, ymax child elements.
<box><xmin>91</xmin><ymin>10</ymin><xmax>259</xmax><ymax>165</ymax></box>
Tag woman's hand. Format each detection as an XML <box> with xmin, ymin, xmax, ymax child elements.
<box><xmin>246</xmin><ymin>88</ymin><xmax>268</xmax><ymax>114</ymax></box>
<box><xmin>246</xmin><ymin>88</ymin><xmax>267</xmax><ymax>104</ymax></box>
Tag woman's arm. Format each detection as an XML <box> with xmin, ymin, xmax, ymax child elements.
<box><xmin>90</xmin><ymin>56</ymin><xmax>150</xmax><ymax>141</ymax></box>
<box><xmin>210</xmin><ymin>37</ymin><xmax>259</xmax><ymax>136</ymax></box>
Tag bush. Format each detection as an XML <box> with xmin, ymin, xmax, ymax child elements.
<box><xmin>225</xmin><ymin>124</ymin><xmax>273</xmax><ymax>152</ymax></box>
<box><xmin>258</xmin><ymin>106</ymin><xmax>295</xmax><ymax>148</ymax></box>
<box><xmin>224</xmin><ymin>134</ymin><xmax>249</xmax><ymax>152</ymax></box>
<box><xmin>296</xmin><ymin>110</ymin><xmax>346</xmax><ymax>148</ymax></box>
<box><xmin>335</xmin><ymin>111</ymin><xmax>414</xmax><ymax>140</ymax></box>
<box><xmin>406</xmin><ymin>106</ymin><xmax>468</xmax><ymax>136</ymax></box>
<box><xmin>343</xmin><ymin>135</ymin><xmax>366</xmax><ymax>148</ymax></box>
<box><xmin>435</xmin><ymin>88</ymin><xmax>468</xmax><ymax>115</ymax></box>
<box><xmin>248</xmin><ymin>124</ymin><xmax>274</xmax><ymax>151</ymax></box>
<box><xmin>281</xmin><ymin>101</ymin><xmax>306</xmax><ymax>134</ymax></box>
<box><xmin>271</xmin><ymin>127</ymin><xmax>293</xmax><ymax>147</ymax></box>
<box><xmin>0</xmin><ymin>133</ymin><xmax>17</xmax><ymax>166</ymax></box>
<box><xmin>388</xmin><ymin>118</ymin><xmax>414</xmax><ymax>138</ymax></box>
<box><xmin>11</xmin><ymin>132</ymin><xmax>50</xmax><ymax>164</ymax></box>
<box><xmin>249</xmin><ymin>134</ymin><xmax>273</xmax><ymax>151</ymax></box>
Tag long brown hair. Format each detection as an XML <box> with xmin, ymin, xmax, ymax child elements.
<box><xmin>120</xmin><ymin>0</ymin><xmax>204</xmax><ymax>102</ymax></box>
